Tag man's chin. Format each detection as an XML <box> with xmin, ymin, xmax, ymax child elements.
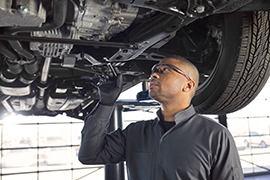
<box><xmin>149</xmin><ymin>91</ymin><xmax>158</xmax><ymax>99</ymax></box>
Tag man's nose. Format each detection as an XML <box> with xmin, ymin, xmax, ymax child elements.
<box><xmin>150</xmin><ymin>71</ymin><xmax>159</xmax><ymax>79</ymax></box>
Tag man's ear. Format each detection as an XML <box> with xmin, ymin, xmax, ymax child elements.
<box><xmin>183</xmin><ymin>81</ymin><xmax>196</xmax><ymax>92</ymax></box>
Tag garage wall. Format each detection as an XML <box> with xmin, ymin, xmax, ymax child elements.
<box><xmin>227</xmin><ymin>80</ymin><xmax>270</xmax><ymax>175</ymax></box>
<box><xmin>0</xmin><ymin>115</ymin><xmax>105</xmax><ymax>180</ymax></box>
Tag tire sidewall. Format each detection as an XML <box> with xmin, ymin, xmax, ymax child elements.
<box><xmin>192</xmin><ymin>12</ymin><xmax>249</xmax><ymax>113</ymax></box>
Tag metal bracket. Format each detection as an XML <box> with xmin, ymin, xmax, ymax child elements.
<box><xmin>116</xmin><ymin>0</ymin><xmax>253</xmax><ymax>18</ymax></box>
<box><xmin>108</xmin><ymin>32</ymin><xmax>169</xmax><ymax>62</ymax></box>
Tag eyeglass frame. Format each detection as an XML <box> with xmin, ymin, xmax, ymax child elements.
<box><xmin>151</xmin><ymin>63</ymin><xmax>192</xmax><ymax>81</ymax></box>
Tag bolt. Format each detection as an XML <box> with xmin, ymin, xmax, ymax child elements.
<box><xmin>195</xmin><ymin>5</ymin><xmax>205</xmax><ymax>13</ymax></box>
<box><xmin>18</xmin><ymin>6</ymin><xmax>28</xmax><ymax>13</ymax></box>
<box><xmin>143</xmin><ymin>41</ymin><xmax>149</xmax><ymax>44</ymax></box>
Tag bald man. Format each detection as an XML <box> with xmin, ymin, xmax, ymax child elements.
<box><xmin>79</xmin><ymin>56</ymin><xmax>244</xmax><ymax>180</ymax></box>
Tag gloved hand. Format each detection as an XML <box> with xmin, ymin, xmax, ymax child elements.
<box><xmin>99</xmin><ymin>74</ymin><xmax>123</xmax><ymax>106</ymax></box>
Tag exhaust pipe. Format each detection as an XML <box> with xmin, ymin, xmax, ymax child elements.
<box><xmin>4</xmin><ymin>0</ymin><xmax>68</xmax><ymax>74</ymax></box>
<box><xmin>0</xmin><ymin>41</ymin><xmax>22</xmax><ymax>83</ymax></box>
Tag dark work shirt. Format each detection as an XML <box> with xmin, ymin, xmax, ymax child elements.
<box><xmin>79</xmin><ymin>104</ymin><xmax>244</xmax><ymax>180</ymax></box>
<box><xmin>160</xmin><ymin>119</ymin><xmax>176</xmax><ymax>132</ymax></box>
<box><xmin>157</xmin><ymin>110</ymin><xmax>176</xmax><ymax>132</ymax></box>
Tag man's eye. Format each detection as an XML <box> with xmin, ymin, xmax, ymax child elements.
<box><xmin>153</xmin><ymin>68</ymin><xmax>161</xmax><ymax>73</ymax></box>
<box><xmin>161</xmin><ymin>67</ymin><xmax>169</xmax><ymax>72</ymax></box>
<box><xmin>152</xmin><ymin>66</ymin><xmax>169</xmax><ymax>74</ymax></box>
<box><xmin>157</xmin><ymin>68</ymin><xmax>163</xmax><ymax>73</ymax></box>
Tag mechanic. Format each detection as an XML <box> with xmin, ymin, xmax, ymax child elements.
<box><xmin>78</xmin><ymin>55</ymin><xmax>244</xmax><ymax>180</ymax></box>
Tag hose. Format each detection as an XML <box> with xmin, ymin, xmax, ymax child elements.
<box><xmin>0</xmin><ymin>41</ymin><xmax>22</xmax><ymax>80</ymax></box>
<box><xmin>4</xmin><ymin>0</ymin><xmax>68</xmax><ymax>74</ymax></box>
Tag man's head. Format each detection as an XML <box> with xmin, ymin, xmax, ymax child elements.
<box><xmin>149</xmin><ymin>56</ymin><xmax>199</xmax><ymax>106</ymax></box>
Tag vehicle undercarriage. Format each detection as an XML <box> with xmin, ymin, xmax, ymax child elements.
<box><xmin>0</xmin><ymin>0</ymin><xmax>270</xmax><ymax>119</ymax></box>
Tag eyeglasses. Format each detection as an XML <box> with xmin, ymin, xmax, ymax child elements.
<box><xmin>151</xmin><ymin>63</ymin><xmax>192</xmax><ymax>81</ymax></box>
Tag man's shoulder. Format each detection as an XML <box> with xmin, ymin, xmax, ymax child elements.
<box><xmin>130</xmin><ymin>118</ymin><xmax>158</xmax><ymax>126</ymax></box>
<box><xmin>195</xmin><ymin>114</ymin><xmax>228</xmax><ymax>131</ymax></box>
<box><xmin>125</xmin><ymin>118</ymin><xmax>158</xmax><ymax>130</ymax></box>
<box><xmin>196</xmin><ymin>114</ymin><xmax>234</xmax><ymax>137</ymax></box>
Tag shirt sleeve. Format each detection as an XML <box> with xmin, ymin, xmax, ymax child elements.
<box><xmin>78</xmin><ymin>104</ymin><xmax>126</xmax><ymax>165</ymax></box>
<box><xmin>210</xmin><ymin>129</ymin><xmax>244</xmax><ymax>180</ymax></box>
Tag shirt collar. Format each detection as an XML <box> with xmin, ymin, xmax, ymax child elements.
<box><xmin>156</xmin><ymin>105</ymin><xmax>196</xmax><ymax>124</ymax></box>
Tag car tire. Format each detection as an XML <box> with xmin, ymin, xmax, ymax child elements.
<box><xmin>260</xmin><ymin>141</ymin><xmax>267</xmax><ymax>148</ymax></box>
<box><xmin>135</xmin><ymin>11</ymin><xmax>270</xmax><ymax>114</ymax></box>
<box><xmin>192</xmin><ymin>11</ymin><xmax>270</xmax><ymax>114</ymax></box>
<box><xmin>244</xmin><ymin>140</ymin><xmax>250</xmax><ymax>148</ymax></box>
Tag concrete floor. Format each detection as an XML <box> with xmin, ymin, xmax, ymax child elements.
<box><xmin>245</xmin><ymin>174</ymin><xmax>270</xmax><ymax>180</ymax></box>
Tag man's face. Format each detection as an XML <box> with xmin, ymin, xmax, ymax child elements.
<box><xmin>149</xmin><ymin>58</ymin><xmax>190</xmax><ymax>102</ymax></box>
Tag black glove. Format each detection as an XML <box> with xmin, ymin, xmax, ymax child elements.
<box><xmin>99</xmin><ymin>74</ymin><xmax>123</xmax><ymax>106</ymax></box>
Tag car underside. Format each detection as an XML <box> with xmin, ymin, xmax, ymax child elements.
<box><xmin>0</xmin><ymin>0</ymin><xmax>270</xmax><ymax>119</ymax></box>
